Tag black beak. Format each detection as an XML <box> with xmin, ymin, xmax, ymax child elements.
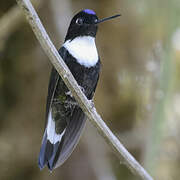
<box><xmin>95</xmin><ymin>14</ymin><xmax>121</xmax><ymax>24</ymax></box>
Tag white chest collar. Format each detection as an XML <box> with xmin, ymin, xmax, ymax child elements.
<box><xmin>63</xmin><ymin>36</ymin><xmax>98</xmax><ymax>67</ymax></box>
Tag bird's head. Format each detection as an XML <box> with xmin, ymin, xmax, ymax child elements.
<box><xmin>65</xmin><ymin>9</ymin><xmax>120</xmax><ymax>41</ymax></box>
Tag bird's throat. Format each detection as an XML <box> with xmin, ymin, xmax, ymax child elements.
<box><xmin>63</xmin><ymin>36</ymin><xmax>98</xmax><ymax>67</ymax></box>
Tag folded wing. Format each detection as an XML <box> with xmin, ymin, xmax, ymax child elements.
<box><xmin>38</xmin><ymin>68</ymin><xmax>86</xmax><ymax>170</ymax></box>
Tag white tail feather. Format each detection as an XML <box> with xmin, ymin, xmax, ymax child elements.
<box><xmin>47</xmin><ymin>110</ymin><xmax>66</xmax><ymax>144</ymax></box>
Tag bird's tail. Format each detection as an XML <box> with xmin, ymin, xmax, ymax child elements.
<box><xmin>38</xmin><ymin>107</ymin><xmax>86</xmax><ymax>170</ymax></box>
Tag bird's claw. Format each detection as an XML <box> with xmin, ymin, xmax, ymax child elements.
<box><xmin>65</xmin><ymin>91</ymin><xmax>73</xmax><ymax>97</ymax></box>
<box><xmin>80</xmin><ymin>86</ymin><xmax>85</xmax><ymax>93</ymax></box>
<box><xmin>89</xmin><ymin>99</ymin><xmax>95</xmax><ymax>109</ymax></box>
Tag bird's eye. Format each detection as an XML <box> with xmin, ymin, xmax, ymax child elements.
<box><xmin>76</xmin><ymin>18</ymin><xmax>83</xmax><ymax>25</ymax></box>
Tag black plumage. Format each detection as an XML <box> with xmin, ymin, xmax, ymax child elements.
<box><xmin>39</xmin><ymin>46</ymin><xmax>100</xmax><ymax>170</ymax></box>
<box><xmin>38</xmin><ymin>9</ymin><xmax>120</xmax><ymax>171</ymax></box>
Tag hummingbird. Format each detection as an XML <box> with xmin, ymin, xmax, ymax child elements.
<box><xmin>38</xmin><ymin>9</ymin><xmax>120</xmax><ymax>171</ymax></box>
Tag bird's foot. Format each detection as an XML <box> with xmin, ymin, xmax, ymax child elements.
<box><xmin>89</xmin><ymin>99</ymin><xmax>95</xmax><ymax>109</ymax></box>
<box><xmin>79</xmin><ymin>86</ymin><xmax>85</xmax><ymax>93</ymax></box>
<box><xmin>65</xmin><ymin>91</ymin><xmax>73</xmax><ymax>98</ymax></box>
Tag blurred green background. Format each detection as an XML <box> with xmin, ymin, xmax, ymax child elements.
<box><xmin>0</xmin><ymin>0</ymin><xmax>180</xmax><ymax>179</ymax></box>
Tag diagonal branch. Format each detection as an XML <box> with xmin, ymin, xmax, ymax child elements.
<box><xmin>16</xmin><ymin>0</ymin><xmax>153</xmax><ymax>179</ymax></box>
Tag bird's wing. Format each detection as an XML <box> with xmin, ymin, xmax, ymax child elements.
<box><xmin>45</xmin><ymin>67</ymin><xmax>60</xmax><ymax>128</ymax></box>
<box><xmin>38</xmin><ymin>70</ymin><xmax>87</xmax><ymax>170</ymax></box>
<box><xmin>38</xmin><ymin>67</ymin><xmax>61</xmax><ymax>170</ymax></box>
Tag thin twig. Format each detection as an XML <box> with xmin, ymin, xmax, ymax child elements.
<box><xmin>16</xmin><ymin>0</ymin><xmax>153</xmax><ymax>179</ymax></box>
